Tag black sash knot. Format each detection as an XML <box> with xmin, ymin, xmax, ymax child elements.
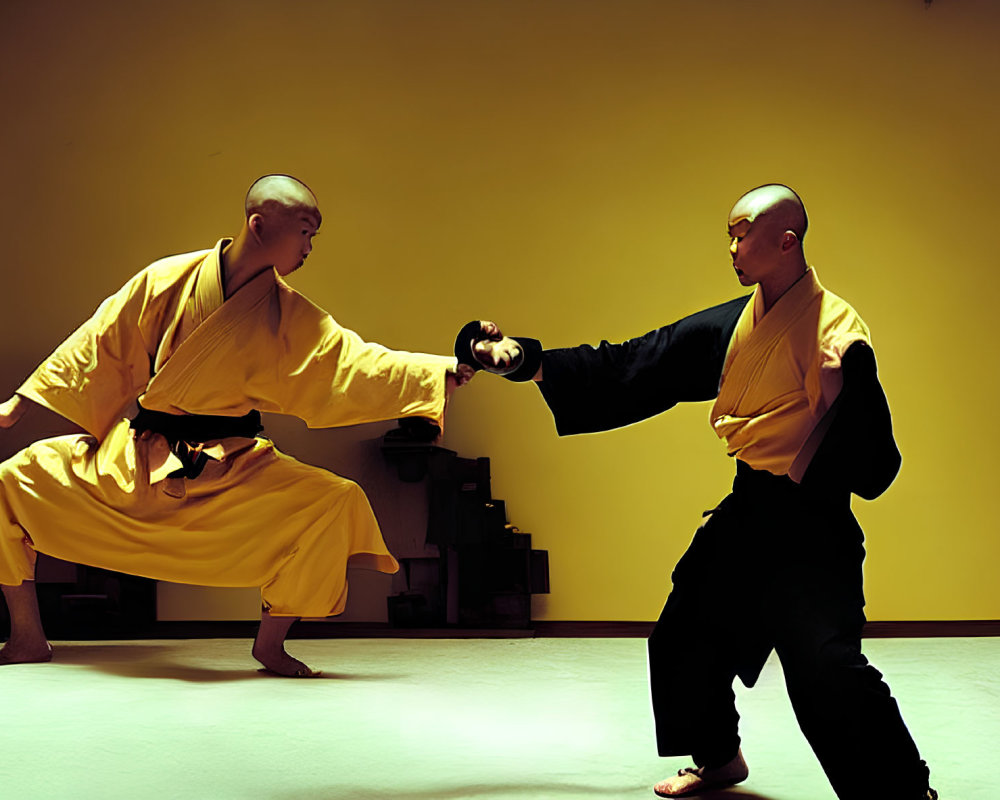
<box><xmin>129</xmin><ymin>404</ymin><xmax>264</xmax><ymax>480</ymax></box>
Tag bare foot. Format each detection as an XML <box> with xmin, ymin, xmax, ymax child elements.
<box><xmin>0</xmin><ymin>639</ymin><xmax>53</xmax><ymax>665</ymax></box>
<box><xmin>251</xmin><ymin>642</ymin><xmax>320</xmax><ymax>678</ymax></box>
<box><xmin>653</xmin><ymin>750</ymin><xmax>749</xmax><ymax>797</ymax></box>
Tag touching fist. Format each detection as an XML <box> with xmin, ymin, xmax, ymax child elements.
<box><xmin>472</xmin><ymin>327</ymin><xmax>524</xmax><ymax>371</ymax></box>
<box><xmin>454</xmin><ymin>320</ymin><xmax>542</xmax><ymax>382</ymax></box>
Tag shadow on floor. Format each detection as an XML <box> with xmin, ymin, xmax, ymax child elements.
<box><xmin>48</xmin><ymin>643</ymin><xmax>404</xmax><ymax>683</ymax></box>
<box><xmin>257</xmin><ymin>668</ymin><xmax>409</xmax><ymax>682</ymax></box>
<box><xmin>272</xmin><ymin>783</ymin><xmax>780</xmax><ymax>800</ymax></box>
<box><xmin>48</xmin><ymin>643</ymin><xmax>258</xmax><ymax>682</ymax></box>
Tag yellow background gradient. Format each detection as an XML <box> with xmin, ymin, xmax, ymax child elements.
<box><xmin>2</xmin><ymin>0</ymin><xmax>997</xmax><ymax>622</ymax></box>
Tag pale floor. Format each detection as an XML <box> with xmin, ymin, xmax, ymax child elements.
<box><xmin>0</xmin><ymin>637</ymin><xmax>996</xmax><ymax>800</ymax></box>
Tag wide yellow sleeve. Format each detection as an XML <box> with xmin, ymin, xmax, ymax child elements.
<box><xmin>16</xmin><ymin>272</ymin><xmax>154</xmax><ymax>440</ymax></box>
<box><xmin>254</xmin><ymin>288</ymin><xmax>455</xmax><ymax>430</ymax></box>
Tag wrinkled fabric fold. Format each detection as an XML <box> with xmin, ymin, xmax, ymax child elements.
<box><xmin>710</xmin><ymin>269</ymin><xmax>870</xmax><ymax>478</ymax></box>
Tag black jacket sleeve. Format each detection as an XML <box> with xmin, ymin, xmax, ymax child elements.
<box><xmin>536</xmin><ymin>295</ymin><xmax>750</xmax><ymax>436</ymax></box>
<box><xmin>800</xmin><ymin>340</ymin><xmax>902</xmax><ymax>499</ymax></box>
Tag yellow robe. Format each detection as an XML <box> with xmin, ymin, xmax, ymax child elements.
<box><xmin>710</xmin><ymin>268</ymin><xmax>870</xmax><ymax>481</ymax></box>
<box><xmin>0</xmin><ymin>240</ymin><xmax>455</xmax><ymax>617</ymax></box>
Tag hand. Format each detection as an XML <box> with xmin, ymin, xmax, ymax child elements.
<box><xmin>477</xmin><ymin>320</ymin><xmax>504</xmax><ymax>342</ymax></box>
<box><xmin>446</xmin><ymin>363</ymin><xmax>477</xmax><ymax>394</ymax></box>
<box><xmin>454</xmin><ymin>319</ymin><xmax>542</xmax><ymax>381</ymax></box>
<box><xmin>0</xmin><ymin>395</ymin><xmax>26</xmax><ymax>429</ymax></box>
<box><xmin>471</xmin><ymin>321</ymin><xmax>523</xmax><ymax>371</ymax></box>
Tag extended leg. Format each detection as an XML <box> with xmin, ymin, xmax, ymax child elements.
<box><xmin>251</xmin><ymin>609</ymin><xmax>320</xmax><ymax>677</ymax></box>
<box><xmin>1</xmin><ymin>581</ymin><xmax>52</xmax><ymax>664</ymax></box>
<box><xmin>776</xmin><ymin>574</ymin><xmax>933</xmax><ymax>800</ymax></box>
<box><xmin>779</xmin><ymin>630</ymin><xmax>932</xmax><ymax>799</ymax></box>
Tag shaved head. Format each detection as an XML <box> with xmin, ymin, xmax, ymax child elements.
<box><xmin>726</xmin><ymin>184</ymin><xmax>810</xmax><ymax>303</ymax></box>
<box><xmin>245</xmin><ymin>174</ymin><xmax>321</xmax><ymax>226</ymax></box>
<box><xmin>728</xmin><ymin>184</ymin><xmax>808</xmax><ymax>241</ymax></box>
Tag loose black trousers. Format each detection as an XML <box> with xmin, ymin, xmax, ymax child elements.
<box><xmin>647</xmin><ymin>462</ymin><xmax>931</xmax><ymax>799</ymax></box>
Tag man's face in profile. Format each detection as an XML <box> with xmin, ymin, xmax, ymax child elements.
<box><xmin>728</xmin><ymin>213</ymin><xmax>765</xmax><ymax>287</ymax></box>
<box><xmin>270</xmin><ymin>211</ymin><xmax>321</xmax><ymax>276</ymax></box>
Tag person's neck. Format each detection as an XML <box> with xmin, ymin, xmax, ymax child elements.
<box><xmin>758</xmin><ymin>264</ymin><xmax>808</xmax><ymax>315</ymax></box>
<box><xmin>221</xmin><ymin>234</ymin><xmax>273</xmax><ymax>299</ymax></box>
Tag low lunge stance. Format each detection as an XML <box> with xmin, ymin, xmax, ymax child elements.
<box><xmin>0</xmin><ymin>174</ymin><xmax>466</xmax><ymax>676</ymax></box>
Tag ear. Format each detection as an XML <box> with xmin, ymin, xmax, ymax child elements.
<box><xmin>780</xmin><ymin>230</ymin><xmax>799</xmax><ymax>252</ymax></box>
<box><xmin>248</xmin><ymin>213</ymin><xmax>266</xmax><ymax>244</ymax></box>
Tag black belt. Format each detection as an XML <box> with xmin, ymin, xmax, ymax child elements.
<box><xmin>732</xmin><ymin>459</ymin><xmax>849</xmax><ymax>509</ymax></box>
<box><xmin>130</xmin><ymin>404</ymin><xmax>264</xmax><ymax>479</ymax></box>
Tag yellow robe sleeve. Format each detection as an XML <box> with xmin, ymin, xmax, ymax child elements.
<box><xmin>15</xmin><ymin>272</ymin><xmax>155</xmax><ymax>440</ymax></box>
<box><xmin>258</xmin><ymin>284</ymin><xmax>455</xmax><ymax>430</ymax></box>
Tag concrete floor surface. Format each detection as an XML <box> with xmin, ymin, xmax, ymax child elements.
<box><xmin>0</xmin><ymin>637</ymin><xmax>995</xmax><ymax>799</ymax></box>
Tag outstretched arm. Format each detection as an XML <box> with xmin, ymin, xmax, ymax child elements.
<box><xmin>258</xmin><ymin>301</ymin><xmax>463</xmax><ymax>431</ymax></box>
<box><xmin>455</xmin><ymin>295</ymin><xmax>749</xmax><ymax>436</ymax></box>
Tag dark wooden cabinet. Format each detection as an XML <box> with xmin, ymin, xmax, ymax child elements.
<box><xmin>382</xmin><ymin>422</ymin><xmax>549</xmax><ymax>629</ymax></box>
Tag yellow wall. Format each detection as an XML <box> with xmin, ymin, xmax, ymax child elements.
<box><xmin>2</xmin><ymin>0</ymin><xmax>997</xmax><ymax>621</ymax></box>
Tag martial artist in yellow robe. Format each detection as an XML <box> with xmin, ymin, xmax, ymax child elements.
<box><xmin>0</xmin><ymin>239</ymin><xmax>455</xmax><ymax>618</ymax></box>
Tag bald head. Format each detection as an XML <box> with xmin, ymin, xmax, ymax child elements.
<box><xmin>726</xmin><ymin>184</ymin><xmax>810</xmax><ymax>304</ymax></box>
<box><xmin>228</xmin><ymin>174</ymin><xmax>322</xmax><ymax>279</ymax></box>
<box><xmin>728</xmin><ymin>184</ymin><xmax>808</xmax><ymax>241</ymax></box>
<box><xmin>245</xmin><ymin>174</ymin><xmax>321</xmax><ymax>226</ymax></box>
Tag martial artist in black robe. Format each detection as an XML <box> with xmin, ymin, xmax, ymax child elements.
<box><xmin>458</xmin><ymin>184</ymin><xmax>936</xmax><ymax>800</ymax></box>
<box><xmin>535</xmin><ymin>295</ymin><xmax>929</xmax><ymax>800</ymax></box>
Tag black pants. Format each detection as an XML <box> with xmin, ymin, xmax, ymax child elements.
<box><xmin>647</xmin><ymin>462</ymin><xmax>931</xmax><ymax>800</ymax></box>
